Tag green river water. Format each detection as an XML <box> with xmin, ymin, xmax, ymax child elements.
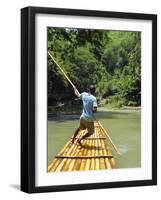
<box><xmin>48</xmin><ymin>109</ymin><xmax>141</xmax><ymax>169</ymax></box>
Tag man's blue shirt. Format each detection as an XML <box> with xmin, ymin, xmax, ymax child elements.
<box><xmin>80</xmin><ymin>92</ymin><xmax>97</xmax><ymax>122</ymax></box>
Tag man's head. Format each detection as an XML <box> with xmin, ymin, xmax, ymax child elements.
<box><xmin>87</xmin><ymin>85</ymin><xmax>96</xmax><ymax>95</ymax></box>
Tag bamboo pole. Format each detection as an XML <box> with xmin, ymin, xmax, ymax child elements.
<box><xmin>48</xmin><ymin>51</ymin><xmax>76</xmax><ymax>89</ymax></box>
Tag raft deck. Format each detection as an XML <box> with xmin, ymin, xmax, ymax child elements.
<box><xmin>48</xmin><ymin>122</ymin><xmax>115</xmax><ymax>172</ymax></box>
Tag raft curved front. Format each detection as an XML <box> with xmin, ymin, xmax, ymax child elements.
<box><xmin>48</xmin><ymin>122</ymin><xmax>115</xmax><ymax>172</ymax></box>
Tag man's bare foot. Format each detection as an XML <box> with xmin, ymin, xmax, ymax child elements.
<box><xmin>77</xmin><ymin>139</ymin><xmax>82</xmax><ymax>147</ymax></box>
<box><xmin>71</xmin><ymin>137</ymin><xmax>75</xmax><ymax>144</ymax></box>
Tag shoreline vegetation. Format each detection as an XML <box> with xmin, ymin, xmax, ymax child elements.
<box><xmin>48</xmin><ymin>28</ymin><xmax>141</xmax><ymax>112</ymax></box>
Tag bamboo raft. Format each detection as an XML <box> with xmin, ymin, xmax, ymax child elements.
<box><xmin>48</xmin><ymin>122</ymin><xmax>115</xmax><ymax>172</ymax></box>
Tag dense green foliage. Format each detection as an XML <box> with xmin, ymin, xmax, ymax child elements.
<box><xmin>48</xmin><ymin>28</ymin><xmax>141</xmax><ymax>108</ymax></box>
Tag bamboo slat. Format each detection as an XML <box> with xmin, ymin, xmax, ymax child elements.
<box><xmin>48</xmin><ymin>140</ymin><xmax>72</xmax><ymax>172</ymax></box>
<box><xmin>79</xmin><ymin>139</ymin><xmax>89</xmax><ymax>171</ymax></box>
<box><xmin>72</xmin><ymin>137</ymin><xmax>84</xmax><ymax>171</ymax></box>
<box><xmin>97</xmin><ymin>129</ymin><xmax>105</xmax><ymax>170</ymax></box>
<box><xmin>63</xmin><ymin>130</ymin><xmax>84</xmax><ymax>171</ymax></box>
<box><xmin>90</xmin><ymin>132</ymin><xmax>95</xmax><ymax>170</ymax></box>
<box><xmin>99</xmin><ymin>129</ymin><xmax>112</xmax><ymax>169</ymax></box>
<box><xmin>99</xmin><ymin>126</ymin><xmax>116</xmax><ymax>169</ymax></box>
<box><xmin>54</xmin><ymin>142</ymin><xmax>76</xmax><ymax>172</ymax></box>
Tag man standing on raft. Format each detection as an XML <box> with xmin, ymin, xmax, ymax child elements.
<box><xmin>72</xmin><ymin>85</ymin><xmax>98</xmax><ymax>146</ymax></box>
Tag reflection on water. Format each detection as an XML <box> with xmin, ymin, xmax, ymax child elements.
<box><xmin>118</xmin><ymin>144</ymin><xmax>129</xmax><ymax>154</ymax></box>
<box><xmin>48</xmin><ymin>109</ymin><xmax>141</xmax><ymax>169</ymax></box>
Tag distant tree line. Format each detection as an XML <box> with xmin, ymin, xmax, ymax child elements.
<box><xmin>48</xmin><ymin>28</ymin><xmax>141</xmax><ymax>108</ymax></box>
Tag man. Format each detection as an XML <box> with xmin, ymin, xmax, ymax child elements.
<box><xmin>72</xmin><ymin>85</ymin><xmax>98</xmax><ymax>146</ymax></box>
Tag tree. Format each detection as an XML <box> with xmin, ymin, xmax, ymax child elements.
<box><xmin>47</xmin><ymin>27</ymin><xmax>141</xmax><ymax>108</ymax></box>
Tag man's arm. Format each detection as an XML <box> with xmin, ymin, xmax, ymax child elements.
<box><xmin>93</xmin><ymin>98</ymin><xmax>98</xmax><ymax>113</ymax></box>
<box><xmin>92</xmin><ymin>107</ymin><xmax>97</xmax><ymax>113</ymax></box>
<box><xmin>73</xmin><ymin>86</ymin><xmax>81</xmax><ymax>98</ymax></box>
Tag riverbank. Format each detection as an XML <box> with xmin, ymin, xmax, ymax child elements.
<box><xmin>98</xmin><ymin>107</ymin><xmax>141</xmax><ymax>113</ymax></box>
<box><xmin>48</xmin><ymin>106</ymin><xmax>141</xmax><ymax>120</ymax></box>
<box><xmin>48</xmin><ymin>105</ymin><xmax>141</xmax><ymax>118</ymax></box>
